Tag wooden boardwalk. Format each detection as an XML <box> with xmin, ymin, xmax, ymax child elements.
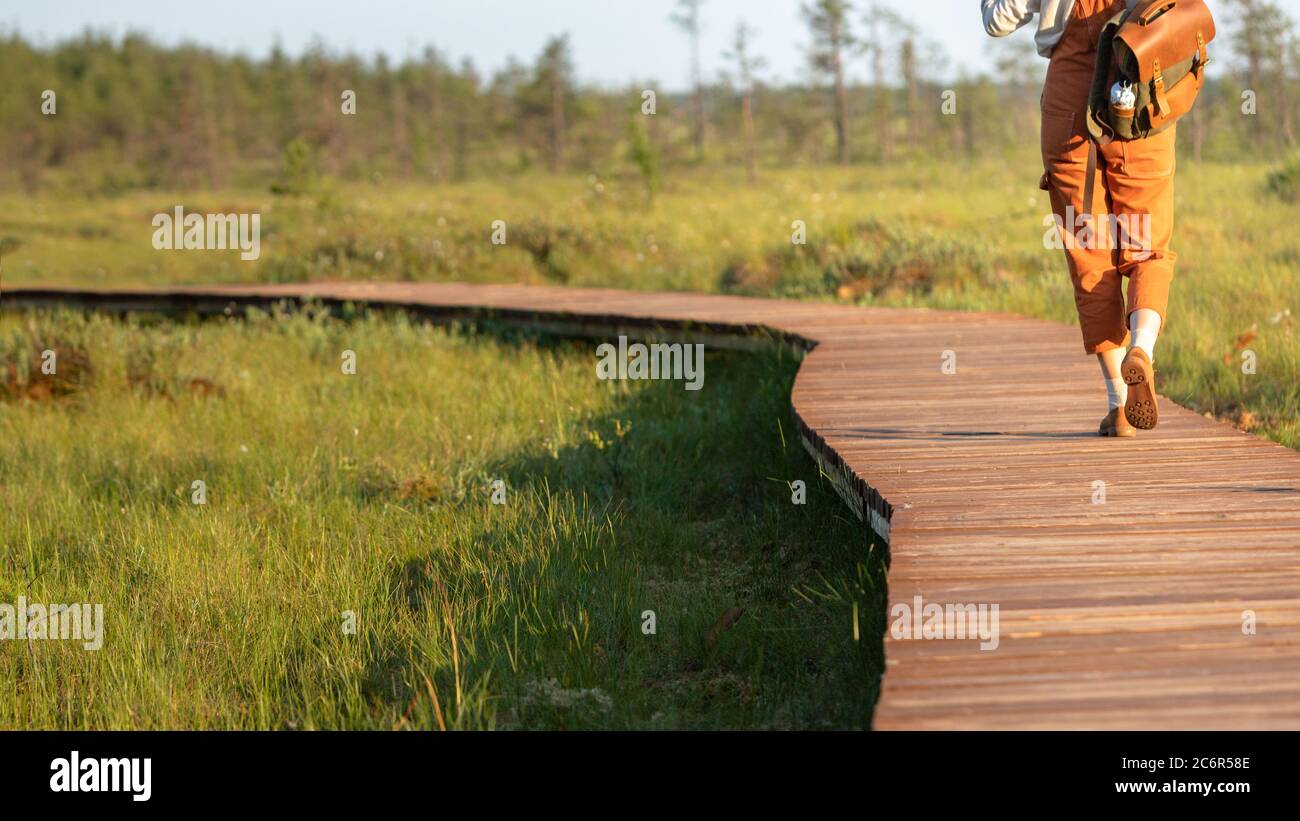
<box><xmin>6</xmin><ymin>281</ymin><xmax>1300</xmax><ymax>729</ymax></box>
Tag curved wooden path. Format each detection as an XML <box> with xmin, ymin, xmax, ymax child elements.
<box><xmin>6</xmin><ymin>281</ymin><xmax>1300</xmax><ymax>729</ymax></box>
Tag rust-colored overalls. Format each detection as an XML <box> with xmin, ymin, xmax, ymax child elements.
<box><xmin>1041</xmin><ymin>0</ymin><xmax>1177</xmax><ymax>355</ymax></box>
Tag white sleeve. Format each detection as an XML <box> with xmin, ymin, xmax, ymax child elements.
<box><xmin>981</xmin><ymin>0</ymin><xmax>1037</xmax><ymax>37</ymax></box>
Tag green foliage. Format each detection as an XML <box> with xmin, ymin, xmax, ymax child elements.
<box><xmin>727</xmin><ymin>218</ymin><xmax>999</xmax><ymax>300</ymax></box>
<box><xmin>1266</xmin><ymin>153</ymin><xmax>1300</xmax><ymax>202</ymax></box>
<box><xmin>0</xmin><ymin>314</ymin><xmax>94</xmax><ymax>401</ymax></box>
<box><xmin>4</xmin><ymin>18</ymin><xmax>1298</xmax><ymax>194</ymax></box>
<box><xmin>626</xmin><ymin>113</ymin><xmax>659</xmax><ymax>202</ymax></box>
<box><xmin>270</xmin><ymin>137</ymin><xmax>320</xmax><ymax>196</ymax></box>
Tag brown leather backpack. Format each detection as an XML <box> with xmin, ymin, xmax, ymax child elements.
<box><xmin>1082</xmin><ymin>0</ymin><xmax>1216</xmax><ymax>211</ymax></box>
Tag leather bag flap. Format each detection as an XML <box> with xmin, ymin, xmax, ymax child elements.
<box><xmin>1118</xmin><ymin>0</ymin><xmax>1216</xmax><ymax>82</ymax></box>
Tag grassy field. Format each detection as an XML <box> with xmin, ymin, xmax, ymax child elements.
<box><xmin>0</xmin><ymin>155</ymin><xmax>1295</xmax><ymax>729</ymax></box>
<box><xmin>3</xmin><ymin>154</ymin><xmax>1296</xmax><ymax>447</ymax></box>
<box><xmin>0</xmin><ymin>307</ymin><xmax>883</xmax><ymax>729</ymax></box>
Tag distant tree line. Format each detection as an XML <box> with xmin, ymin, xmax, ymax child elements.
<box><xmin>2</xmin><ymin>0</ymin><xmax>1297</xmax><ymax>193</ymax></box>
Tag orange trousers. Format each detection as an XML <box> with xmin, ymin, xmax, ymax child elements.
<box><xmin>1041</xmin><ymin>0</ymin><xmax>1177</xmax><ymax>355</ymax></box>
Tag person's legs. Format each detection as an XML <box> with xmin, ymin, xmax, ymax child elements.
<box><xmin>1106</xmin><ymin>125</ymin><xmax>1178</xmax><ymax>429</ymax></box>
<box><xmin>1098</xmin><ymin>346</ymin><xmax>1126</xmax><ymax>409</ymax></box>
<box><xmin>1044</xmin><ymin>120</ymin><xmax>1132</xmax><ymax>430</ymax></box>
<box><xmin>1128</xmin><ymin>307</ymin><xmax>1162</xmax><ymax>361</ymax></box>
<box><xmin>1045</xmin><ymin>140</ymin><xmax>1130</xmax><ymax>356</ymax></box>
<box><xmin>1113</xmin><ymin>126</ymin><xmax>1178</xmax><ymax>333</ymax></box>
<box><xmin>1095</xmin><ymin>345</ymin><xmax>1135</xmax><ymax>437</ymax></box>
<box><xmin>1039</xmin><ymin>0</ymin><xmax>1151</xmax><ymax>434</ymax></box>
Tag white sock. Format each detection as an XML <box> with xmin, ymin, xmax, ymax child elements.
<box><xmin>1129</xmin><ymin>308</ymin><xmax>1162</xmax><ymax>361</ymax></box>
<box><xmin>1104</xmin><ymin>377</ymin><xmax>1128</xmax><ymax>411</ymax></box>
<box><xmin>1099</xmin><ymin>356</ymin><xmax>1127</xmax><ymax>410</ymax></box>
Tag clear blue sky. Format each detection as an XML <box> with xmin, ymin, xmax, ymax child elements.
<box><xmin>3</xmin><ymin>0</ymin><xmax>1050</xmax><ymax>87</ymax></box>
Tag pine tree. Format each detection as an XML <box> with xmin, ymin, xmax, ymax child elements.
<box><xmin>803</xmin><ymin>0</ymin><xmax>855</xmax><ymax>164</ymax></box>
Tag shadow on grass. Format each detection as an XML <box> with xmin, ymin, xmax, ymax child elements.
<box><xmin>367</xmin><ymin>337</ymin><xmax>888</xmax><ymax>730</ymax></box>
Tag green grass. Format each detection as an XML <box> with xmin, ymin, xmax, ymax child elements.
<box><xmin>1</xmin><ymin>155</ymin><xmax>1295</xmax><ymax>728</ymax></box>
<box><xmin>3</xmin><ymin>155</ymin><xmax>1295</xmax><ymax>446</ymax></box>
<box><xmin>0</xmin><ymin>308</ymin><xmax>884</xmax><ymax>729</ymax></box>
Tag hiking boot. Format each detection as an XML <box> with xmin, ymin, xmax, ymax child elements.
<box><xmin>1099</xmin><ymin>407</ymin><xmax>1137</xmax><ymax>437</ymax></box>
<box><xmin>1122</xmin><ymin>348</ymin><xmax>1159</xmax><ymax>430</ymax></box>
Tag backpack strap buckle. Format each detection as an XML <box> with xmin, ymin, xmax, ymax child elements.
<box><xmin>1151</xmin><ymin>59</ymin><xmax>1172</xmax><ymax>119</ymax></box>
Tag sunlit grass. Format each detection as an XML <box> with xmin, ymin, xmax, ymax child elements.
<box><xmin>3</xmin><ymin>155</ymin><xmax>1293</xmax><ymax>445</ymax></box>
<box><xmin>0</xmin><ymin>308</ymin><xmax>884</xmax><ymax>729</ymax></box>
